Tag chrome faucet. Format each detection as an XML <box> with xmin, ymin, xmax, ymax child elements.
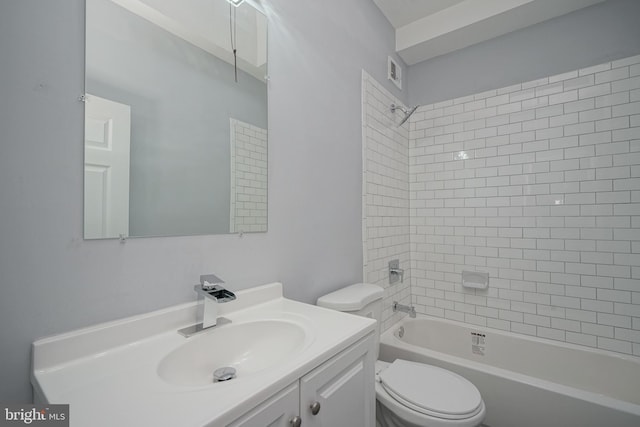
<box><xmin>393</xmin><ymin>301</ymin><xmax>416</xmax><ymax>318</ymax></box>
<box><xmin>178</xmin><ymin>274</ymin><xmax>236</xmax><ymax>337</ymax></box>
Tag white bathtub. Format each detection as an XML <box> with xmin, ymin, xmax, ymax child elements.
<box><xmin>378</xmin><ymin>316</ymin><xmax>640</xmax><ymax>427</ymax></box>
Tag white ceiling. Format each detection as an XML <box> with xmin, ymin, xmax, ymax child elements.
<box><xmin>373</xmin><ymin>0</ymin><xmax>607</xmax><ymax>65</ymax></box>
<box><xmin>373</xmin><ymin>0</ymin><xmax>466</xmax><ymax>28</ymax></box>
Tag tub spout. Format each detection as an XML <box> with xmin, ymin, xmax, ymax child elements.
<box><xmin>393</xmin><ymin>301</ymin><xmax>416</xmax><ymax>318</ymax></box>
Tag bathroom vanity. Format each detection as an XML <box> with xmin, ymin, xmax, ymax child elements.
<box><xmin>31</xmin><ymin>283</ymin><xmax>376</xmax><ymax>426</ymax></box>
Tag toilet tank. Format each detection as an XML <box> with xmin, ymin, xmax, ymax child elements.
<box><xmin>317</xmin><ymin>283</ymin><xmax>384</xmax><ymax>359</ymax></box>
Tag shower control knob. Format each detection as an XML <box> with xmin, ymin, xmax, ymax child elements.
<box><xmin>310</xmin><ymin>401</ymin><xmax>321</xmax><ymax>415</ymax></box>
<box><xmin>289</xmin><ymin>416</ymin><xmax>302</xmax><ymax>427</ymax></box>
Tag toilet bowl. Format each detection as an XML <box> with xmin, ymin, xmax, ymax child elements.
<box><xmin>317</xmin><ymin>283</ymin><xmax>486</xmax><ymax>427</ymax></box>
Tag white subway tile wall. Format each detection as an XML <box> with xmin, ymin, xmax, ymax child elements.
<box><xmin>362</xmin><ymin>71</ymin><xmax>411</xmax><ymax>332</ymax></box>
<box><xmin>229</xmin><ymin>118</ymin><xmax>268</xmax><ymax>233</ymax></box>
<box><xmin>363</xmin><ymin>55</ymin><xmax>640</xmax><ymax>356</ymax></box>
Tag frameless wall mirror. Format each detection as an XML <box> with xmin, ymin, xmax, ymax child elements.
<box><xmin>84</xmin><ymin>0</ymin><xmax>268</xmax><ymax>239</ymax></box>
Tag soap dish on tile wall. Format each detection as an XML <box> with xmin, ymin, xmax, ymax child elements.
<box><xmin>462</xmin><ymin>270</ymin><xmax>489</xmax><ymax>290</ymax></box>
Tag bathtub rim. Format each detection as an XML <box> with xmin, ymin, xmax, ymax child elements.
<box><xmin>379</xmin><ymin>314</ymin><xmax>640</xmax><ymax>417</ymax></box>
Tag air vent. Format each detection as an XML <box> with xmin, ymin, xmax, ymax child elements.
<box><xmin>388</xmin><ymin>56</ymin><xmax>402</xmax><ymax>89</ymax></box>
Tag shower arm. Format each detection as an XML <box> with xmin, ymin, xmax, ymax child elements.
<box><xmin>390</xmin><ymin>103</ymin><xmax>419</xmax><ymax>126</ymax></box>
<box><xmin>390</xmin><ymin>103</ymin><xmax>407</xmax><ymax>114</ymax></box>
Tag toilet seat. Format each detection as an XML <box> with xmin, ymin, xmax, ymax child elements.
<box><xmin>377</xmin><ymin>360</ymin><xmax>484</xmax><ymax>421</ymax></box>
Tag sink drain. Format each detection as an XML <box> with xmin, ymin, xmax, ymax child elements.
<box><xmin>213</xmin><ymin>366</ymin><xmax>236</xmax><ymax>382</ymax></box>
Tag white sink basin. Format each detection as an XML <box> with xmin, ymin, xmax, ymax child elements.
<box><xmin>157</xmin><ymin>320</ymin><xmax>307</xmax><ymax>386</ymax></box>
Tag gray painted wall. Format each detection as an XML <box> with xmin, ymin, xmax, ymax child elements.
<box><xmin>0</xmin><ymin>0</ymin><xmax>403</xmax><ymax>402</ymax></box>
<box><xmin>408</xmin><ymin>0</ymin><xmax>640</xmax><ymax>106</ymax></box>
<box><xmin>87</xmin><ymin>0</ymin><xmax>268</xmax><ymax>236</ymax></box>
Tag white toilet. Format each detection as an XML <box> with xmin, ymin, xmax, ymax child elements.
<box><xmin>317</xmin><ymin>283</ymin><xmax>486</xmax><ymax>427</ymax></box>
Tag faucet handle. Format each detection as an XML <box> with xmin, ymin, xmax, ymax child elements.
<box><xmin>200</xmin><ymin>273</ymin><xmax>225</xmax><ymax>290</ymax></box>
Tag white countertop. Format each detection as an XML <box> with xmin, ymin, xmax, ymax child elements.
<box><xmin>31</xmin><ymin>282</ymin><xmax>376</xmax><ymax>427</ymax></box>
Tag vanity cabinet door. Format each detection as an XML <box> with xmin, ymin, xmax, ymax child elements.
<box><xmin>299</xmin><ymin>335</ymin><xmax>375</xmax><ymax>427</ymax></box>
<box><xmin>227</xmin><ymin>382</ymin><xmax>300</xmax><ymax>427</ymax></box>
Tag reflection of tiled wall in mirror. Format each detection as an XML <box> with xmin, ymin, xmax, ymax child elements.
<box><xmin>230</xmin><ymin>118</ymin><xmax>268</xmax><ymax>233</ymax></box>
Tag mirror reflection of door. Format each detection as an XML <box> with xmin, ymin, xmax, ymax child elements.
<box><xmin>84</xmin><ymin>0</ymin><xmax>267</xmax><ymax>239</ymax></box>
<box><xmin>83</xmin><ymin>94</ymin><xmax>131</xmax><ymax>239</ymax></box>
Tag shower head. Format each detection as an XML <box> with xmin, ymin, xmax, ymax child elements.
<box><xmin>391</xmin><ymin>103</ymin><xmax>419</xmax><ymax>127</ymax></box>
<box><xmin>398</xmin><ymin>105</ymin><xmax>419</xmax><ymax>126</ymax></box>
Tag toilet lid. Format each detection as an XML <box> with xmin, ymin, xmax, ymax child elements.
<box><xmin>379</xmin><ymin>359</ymin><xmax>482</xmax><ymax>420</ymax></box>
